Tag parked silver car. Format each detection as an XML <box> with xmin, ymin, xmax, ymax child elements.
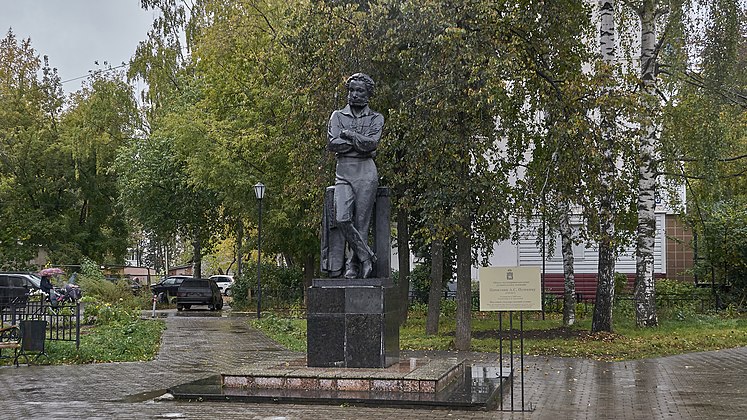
<box><xmin>209</xmin><ymin>275</ymin><xmax>234</xmax><ymax>296</ymax></box>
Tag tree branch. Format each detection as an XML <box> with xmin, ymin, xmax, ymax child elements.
<box><xmin>660</xmin><ymin>66</ymin><xmax>747</xmax><ymax>109</ymax></box>
<box><xmin>657</xmin><ymin>153</ymin><xmax>747</xmax><ymax>164</ymax></box>
<box><xmin>657</xmin><ymin>168</ymin><xmax>747</xmax><ymax>179</ymax></box>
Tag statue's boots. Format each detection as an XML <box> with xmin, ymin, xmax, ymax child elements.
<box><xmin>344</xmin><ymin>259</ymin><xmax>360</xmax><ymax>279</ymax></box>
<box><xmin>345</xmin><ymin>254</ymin><xmax>376</xmax><ymax>278</ymax></box>
<box><xmin>360</xmin><ymin>258</ymin><xmax>374</xmax><ymax>278</ymax></box>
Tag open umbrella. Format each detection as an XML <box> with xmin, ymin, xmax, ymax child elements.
<box><xmin>39</xmin><ymin>267</ymin><xmax>65</xmax><ymax>277</ymax></box>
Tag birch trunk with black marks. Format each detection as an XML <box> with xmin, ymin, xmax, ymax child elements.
<box><xmin>592</xmin><ymin>0</ymin><xmax>618</xmax><ymax>332</ymax></box>
<box><xmin>559</xmin><ymin>204</ymin><xmax>576</xmax><ymax>326</ymax></box>
<box><xmin>425</xmin><ymin>237</ymin><xmax>444</xmax><ymax>335</ymax></box>
<box><xmin>634</xmin><ymin>0</ymin><xmax>659</xmax><ymax>327</ymax></box>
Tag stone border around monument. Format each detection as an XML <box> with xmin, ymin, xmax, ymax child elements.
<box><xmin>168</xmin><ymin>358</ymin><xmax>510</xmax><ymax>410</ymax></box>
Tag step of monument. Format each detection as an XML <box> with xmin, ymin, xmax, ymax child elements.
<box><xmin>171</xmin><ymin>361</ymin><xmax>510</xmax><ymax>410</ymax></box>
<box><xmin>222</xmin><ymin>357</ymin><xmax>465</xmax><ymax>393</ymax></box>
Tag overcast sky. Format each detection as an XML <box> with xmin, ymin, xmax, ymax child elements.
<box><xmin>1</xmin><ymin>1</ymin><xmax>156</xmax><ymax>94</ymax></box>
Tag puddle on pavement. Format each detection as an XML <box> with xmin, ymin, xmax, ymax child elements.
<box><xmin>173</xmin><ymin>310</ymin><xmax>225</xmax><ymax>318</ymax></box>
<box><xmin>118</xmin><ymin>388</ymin><xmax>169</xmax><ymax>403</ymax></box>
<box><xmin>169</xmin><ymin>369</ymin><xmax>508</xmax><ymax>410</ymax></box>
<box><xmin>143</xmin><ymin>308</ymin><xmax>255</xmax><ymax>319</ymax></box>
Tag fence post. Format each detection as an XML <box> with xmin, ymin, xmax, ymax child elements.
<box><xmin>76</xmin><ymin>302</ymin><xmax>81</xmax><ymax>349</ymax></box>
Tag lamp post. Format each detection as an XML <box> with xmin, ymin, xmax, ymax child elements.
<box><xmin>254</xmin><ymin>182</ymin><xmax>265</xmax><ymax>319</ymax></box>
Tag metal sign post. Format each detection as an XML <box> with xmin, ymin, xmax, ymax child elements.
<box><xmin>479</xmin><ymin>266</ymin><xmax>541</xmax><ymax>412</ymax></box>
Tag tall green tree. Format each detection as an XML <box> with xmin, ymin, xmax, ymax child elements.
<box><xmin>0</xmin><ymin>31</ymin><xmax>67</xmax><ymax>266</ymax></box>
<box><xmin>501</xmin><ymin>0</ymin><xmax>598</xmax><ymax>327</ymax></box>
<box><xmin>628</xmin><ymin>0</ymin><xmax>668</xmax><ymax>327</ymax></box>
<box><xmin>373</xmin><ymin>1</ymin><xmax>507</xmax><ymax>349</ymax></box>
<box><xmin>1</xmin><ymin>31</ymin><xmax>136</xmax><ymax>267</ymax></box>
<box><xmin>128</xmin><ymin>0</ymin><xmax>222</xmax><ymax>275</ymax></box>
<box><xmin>592</xmin><ymin>0</ymin><xmax>622</xmax><ymax>332</ymax></box>
<box><xmin>58</xmin><ymin>71</ymin><xmax>141</xmax><ymax>264</ymax></box>
<box><xmin>188</xmin><ymin>0</ymin><xmax>322</xmax><ymax>280</ymax></box>
<box><xmin>659</xmin><ymin>0</ymin><xmax>746</xmax><ymax>301</ymax></box>
<box><xmin>115</xmin><ymin>116</ymin><xmax>220</xmax><ymax>277</ymax></box>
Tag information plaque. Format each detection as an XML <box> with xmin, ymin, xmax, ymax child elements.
<box><xmin>479</xmin><ymin>266</ymin><xmax>542</xmax><ymax>311</ymax></box>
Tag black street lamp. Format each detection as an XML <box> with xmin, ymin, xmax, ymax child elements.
<box><xmin>254</xmin><ymin>182</ymin><xmax>265</xmax><ymax>319</ymax></box>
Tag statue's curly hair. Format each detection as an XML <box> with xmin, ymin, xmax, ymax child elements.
<box><xmin>345</xmin><ymin>73</ymin><xmax>375</xmax><ymax>98</ymax></box>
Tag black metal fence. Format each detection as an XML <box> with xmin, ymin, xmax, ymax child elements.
<box><xmin>253</xmin><ymin>286</ymin><xmax>718</xmax><ymax>318</ymax></box>
<box><xmin>409</xmin><ymin>290</ymin><xmax>482</xmax><ymax>310</ymax></box>
<box><xmin>541</xmin><ymin>292</ymin><xmax>717</xmax><ymax>314</ymax></box>
<box><xmin>0</xmin><ymin>299</ymin><xmax>81</xmax><ymax>348</ymax></box>
<box><xmin>408</xmin><ymin>289</ymin><xmax>718</xmax><ymax>315</ymax></box>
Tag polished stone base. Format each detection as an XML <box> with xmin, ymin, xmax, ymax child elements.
<box><xmin>168</xmin><ymin>357</ymin><xmax>510</xmax><ymax>410</ymax></box>
<box><xmin>224</xmin><ymin>357</ymin><xmax>465</xmax><ymax>393</ymax></box>
<box><xmin>306</xmin><ymin>278</ymin><xmax>399</xmax><ymax>368</ymax></box>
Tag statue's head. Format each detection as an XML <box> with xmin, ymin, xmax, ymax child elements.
<box><xmin>345</xmin><ymin>73</ymin><xmax>375</xmax><ymax>107</ymax></box>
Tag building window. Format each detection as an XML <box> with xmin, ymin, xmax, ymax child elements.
<box><xmin>552</xmin><ymin>226</ymin><xmax>586</xmax><ymax>261</ymax></box>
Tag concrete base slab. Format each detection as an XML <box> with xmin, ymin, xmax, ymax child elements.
<box><xmin>169</xmin><ymin>357</ymin><xmax>511</xmax><ymax>410</ymax></box>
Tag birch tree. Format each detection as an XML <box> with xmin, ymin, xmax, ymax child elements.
<box><xmin>592</xmin><ymin>0</ymin><xmax>620</xmax><ymax>332</ymax></box>
<box><xmin>629</xmin><ymin>0</ymin><xmax>666</xmax><ymax>327</ymax></box>
<box><xmin>559</xmin><ymin>205</ymin><xmax>577</xmax><ymax>326</ymax></box>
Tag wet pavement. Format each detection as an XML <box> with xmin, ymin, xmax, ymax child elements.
<box><xmin>0</xmin><ymin>309</ymin><xmax>746</xmax><ymax>419</ymax></box>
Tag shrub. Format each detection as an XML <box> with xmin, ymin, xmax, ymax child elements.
<box><xmin>408</xmin><ymin>264</ymin><xmax>455</xmax><ymax>305</ymax></box>
<box><xmin>406</xmin><ymin>299</ymin><xmax>456</xmax><ymax>318</ymax></box>
<box><xmin>408</xmin><ymin>301</ymin><xmax>428</xmax><ymax>317</ymax></box>
<box><xmin>695</xmin><ymin>199</ymin><xmax>747</xmax><ymax>307</ymax></box>
<box><xmin>231</xmin><ymin>272</ymin><xmax>252</xmax><ymax>307</ymax></box>
<box><xmin>613</xmin><ymin>294</ymin><xmax>636</xmax><ymax>318</ymax></box>
<box><xmin>75</xmin><ymin>258</ymin><xmax>145</xmax><ymax>307</ymax></box>
<box><xmin>614</xmin><ymin>272</ymin><xmax>630</xmax><ymax>296</ymax></box>
<box><xmin>439</xmin><ymin>299</ymin><xmax>457</xmax><ymax>317</ymax></box>
<box><xmin>655</xmin><ymin>278</ymin><xmax>711</xmax><ymax>319</ymax></box>
<box><xmin>83</xmin><ymin>300</ymin><xmax>140</xmax><ymax>326</ymax></box>
<box><xmin>77</xmin><ymin>277</ymin><xmax>133</xmax><ymax>303</ymax></box>
<box><xmin>408</xmin><ymin>264</ymin><xmax>432</xmax><ymax>303</ymax></box>
<box><xmin>543</xmin><ymin>293</ymin><xmax>561</xmax><ymax>313</ymax></box>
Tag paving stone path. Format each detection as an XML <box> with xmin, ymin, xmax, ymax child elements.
<box><xmin>0</xmin><ymin>311</ymin><xmax>745</xmax><ymax>419</ymax></box>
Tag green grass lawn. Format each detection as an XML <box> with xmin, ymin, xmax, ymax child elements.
<box><xmin>0</xmin><ymin>318</ymin><xmax>165</xmax><ymax>366</ymax></box>
<box><xmin>403</xmin><ymin>313</ymin><xmax>747</xmax><ymax>360</ymax></box>
<box><xmin>46</xmin><ymin>318</ymin><xmax>166</xmax><ymax>364</ymax></box>
<box><xmin>252</xmin><ymin>309</ymin><xmax>747</xmax><ymax>361</ymax></box>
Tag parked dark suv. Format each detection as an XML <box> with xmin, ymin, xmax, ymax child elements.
<box><xmin>151</xmin><ymin>276</ymin><xmax>192</xmax><ymax>303</ymax></box>
<box><xmin>0</xmin><ymin>272</ymin><xmax>42</xmax><ymax>290</ymax></box>
<box><xmin>0</xmin><ymin>274</ymin><xmax>32</xmax><ymax>308</ymax></box>
<box><xmin>0</xmin><ymin>272</ymin><xmax>43</xmax><ymax>308</ymax></box>
<box><xmin>176</xmin><ymin>279</ymin><xmax>223</xmax><ymax>311</ymax></box>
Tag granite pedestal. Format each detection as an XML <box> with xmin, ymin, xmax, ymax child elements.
<box><xmin>172</xmin><ymin>357</ymin><xmax>510</xmax><ymax>410</ymax></box>
<box><xmin>307</xmin><ymin>278</ymin><xmax>399</xmax><ymax>368</ymax></box>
